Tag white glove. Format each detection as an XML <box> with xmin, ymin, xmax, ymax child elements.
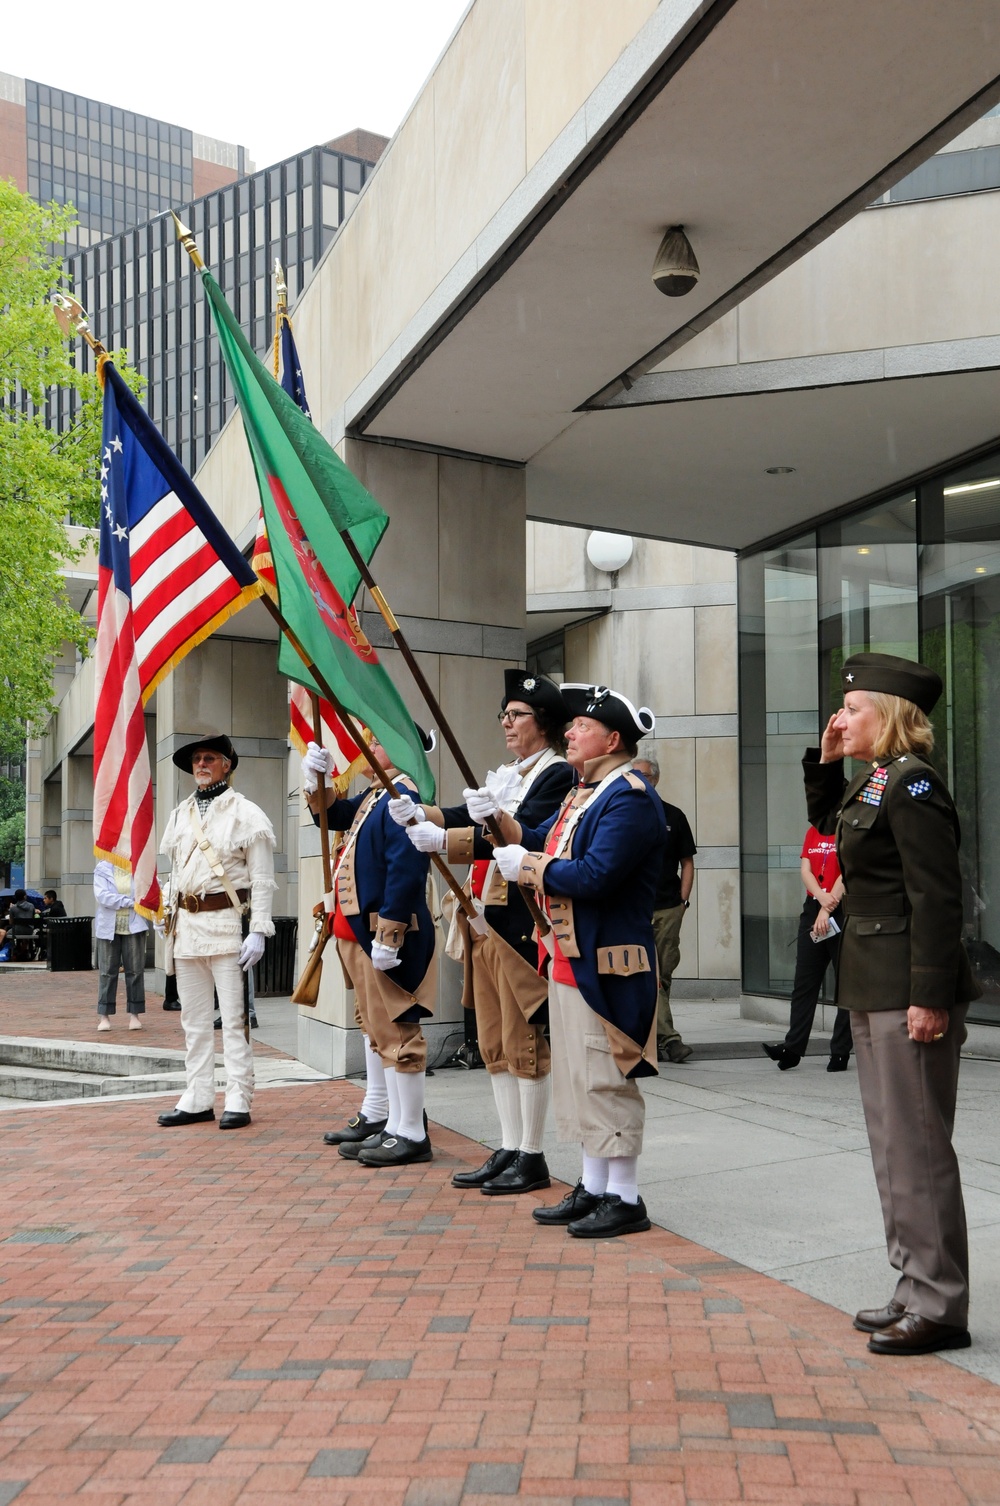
<box><xmin>464</xmin><ymin>786</ymin><xmax>499</xmax><ymax>823</ymax></box>
<box><xmin>371</xmin><ymin>942</ymin><xmax>401</xmax><ymax>971</ymax></box>
<box><xmin>406</xmin><ymin>821</ymin><xmax>446</xmax><ymax>854</ymax></box>
<box><xmin>485</xmin><ymin>764</ymin><xmax>522</xmax><ymax>813</ymax></box>
<box><xmin>388</xmin><ymin>795</ymin><xmax>424</xmax><ymax>826</ymax></box>
<box><xmin>239</xmin><ymin>932</ymin><xmax>266</xmax><ymax>972</ymax></box>
<box><xmin>495</xmin><ymin>844</ymin><xmax>527</xmax><ymax>881</ymax></box>
<box><xmin>301</xmin><ymin>740</ymin><xmax>334</xmax><ymax>794</ymax></box>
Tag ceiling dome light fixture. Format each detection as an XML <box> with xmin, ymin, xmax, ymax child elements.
<box><xmin>651</xmin><ymin>225</ymin><xmax>700</xmax><ymax>297</ymax></box>
<box><xmin>765</xmin><ymin>465</ymin><xmax>796</xmax><ymax>475</ymax></box>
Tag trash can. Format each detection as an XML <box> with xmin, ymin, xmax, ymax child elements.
<box><xmin>253</xmin><ymin>915</ymin><xmax>298</xmax><ymax>997</ymax></box>
<box><xmin>46</xmin><ymin>917</ymin><xmax>94</xmax><ymax>972</ymax></box>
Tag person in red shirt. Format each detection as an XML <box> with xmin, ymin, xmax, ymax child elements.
<box><xmin>762</xmin><ymin>824</ymin><xmax>853</xmax><ymax>1071</ymax></box>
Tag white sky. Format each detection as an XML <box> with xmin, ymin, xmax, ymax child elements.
<box><xmin>2</xmin><ymin>0</ymin><xmax>471</xmax><ymax>170</ymax></box>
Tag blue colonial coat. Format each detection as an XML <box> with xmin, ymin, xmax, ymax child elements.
<box><xmin>517</xmin><ymin>761</ymin><xmax>666</xmax><ymax>1078</ymax></box>
<box><xmin>318</xmin><ymin>775</ymin><xmax>435</xmax><ymax>1015</ymax></box>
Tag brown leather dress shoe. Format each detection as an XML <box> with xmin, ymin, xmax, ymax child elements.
<box><xmin>853</xmin><ymin>1298</ymin><xmax>905</xmax><ymax>1333</ymax></box>
<box><xmin>867</xmin><ymin>1312</ymin><xmax>971</xmax><ymax>1356</ymax></box>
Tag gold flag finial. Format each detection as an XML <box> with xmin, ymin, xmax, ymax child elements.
<box><xmin>274</xmin><ymin>258</ymin><xmax>287</xmax><ymax>309</ymax></box>
<box><xmin>52</xmin><ymin>292</ymin><xmax>110</xmax><ymax>377</ymax></box>
<box><xmin>172</xmin><ymin>210</ymin><xmax>205</xmax><ymax>270</ymax></box>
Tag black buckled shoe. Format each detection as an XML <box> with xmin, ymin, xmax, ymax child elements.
<box><xmin>762</xmin><ymin>1043</ymin><xmax>801</xmax><ymax>1070</ymax></box>
<box><xmin>452</xmin><ymin>1146</ymin><xmax>518</xmax><ymax>1188</ymax></box>
<box><xmin>219</xmin><ymin>1110</ymin><xmax>251</xmax><ymax>1130</ymax></box>
<box><xmin>853</xmin><ymin>1298</ymin><xmax>906</xmax><ymax>1333</ymax></box>
<box><xmin>532</xmin><ymin>1181</ymin><xmax>602</xmax><ymax>1226</ymax></box>
<box><xmin>339</xmin><ymin>1130</ymin><xmax>387</xmax><ymax>1161</ymax></box>
<box><xmin>324</xmin><ymin>1113</ymin><xmax>388</xmax><ymax>1147</ymax></box>
<box><xmin>827</xmin><ymin>1054</ymin><xmax>850</xmax><ymax>1073</ymax></box>
<box><xmin>157</xmin><ymin>1108</ymin><xmax>215</xmax><ymax>1127</ymax></box>
<box><xmin>568</xmin><ymin>1193</ymin><xmax>651</xmax><ymax>1240</ymax></box>
<box><xmin>358</xmin><ymin>1133</ymin><xmax>433</xmax><ymax>1167</ymax></box>
<box><xmin>867</xmin><ymin>1312</ymin><xmax>971</xmax><ymax>1356</ymax></box>
<box><xmin>481</xmin><ymin>1150</ymin><xmax>551</xmax><ymax>1196</ymax></box>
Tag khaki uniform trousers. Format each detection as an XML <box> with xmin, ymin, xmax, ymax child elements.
<box><xmin>338</xmin><ymin>938</ymin><xmax>436</xmax><ymax>1074</ymax></box>
<box><xmin>548</xmin><ymin>977</ymin><xmax>644</xmax><ymax>1158</ymax></box>
<box><xmin>652</xmin><ymin>904</ymin><xmax>685</xmax><ymax>1047</ymax></box>
<box><xmin>852</xmin><ymin>1005</ymin><xmax>969</xmax><ymax>1326</ymax></box>
<box><xmin>469</xmin><ymin>927</ymin><xmax>550</xmax><ymax>1080</ymax></box>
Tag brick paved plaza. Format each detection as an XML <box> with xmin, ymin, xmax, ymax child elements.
<box><xmin>2</xmin><ymin>973</ymin><xmax>1000</xmax><ymax>1504</ymax></box>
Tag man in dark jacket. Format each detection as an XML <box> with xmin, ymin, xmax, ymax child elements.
<box><xmin>303</xmin><ymin>729</ymin><xmax>437</xmax><ymax>1167</ymax></box>
<box><xmin>633</xmin><ymin>757</ymin><xmax>695</xmax><ymax>1063</ymax></box>
<box><xmin>389</xmin><ymin>671</ymin><xmax>574</xmax><ymax>1196</ymax></box>
<box><xmin>483</xmin><ymin>684</ymin><xmax>665</xmax><ymax>1240</ymax></box>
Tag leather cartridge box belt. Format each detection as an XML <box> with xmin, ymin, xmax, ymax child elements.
<box><xmin>176</xmin><ymin>889</ymin><xmax>249</xmax><ymax>913</ymax></box>
<box><xmin>842</xmin><ymin>894</ymin><xmax>907</xmax><ymax>917</ymax></box>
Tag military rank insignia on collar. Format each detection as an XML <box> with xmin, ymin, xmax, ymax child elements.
<box><xmin>905</xmin><ymin>775</ymin><xmax>933</xmax><ymax>800</ymax></box>
<box><xmin>857</xmin><ymin>765</ymin><xmax>889</xmax><ymax>806</ymax></box>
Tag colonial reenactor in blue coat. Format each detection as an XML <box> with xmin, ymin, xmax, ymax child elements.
<box><xmin>804</xmin><ymin>652</ymin><xmax>980</xmax><ymax>1356</ymax></box>
<box><xmin>480</xmin><ymin>684</ymin><xmax>664</xmax><ymax>1239</ymax></box>
<box><xmin>388</xmin><ymin>671</ymin><xmax>574</xmax><ymax>1196</ymax></box>
<box><xmin>302</xmin><ymin>728</ymin><xmax>437</xmax><ymax>1167</ymax></box>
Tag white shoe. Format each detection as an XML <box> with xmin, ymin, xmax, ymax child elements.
<box><xmin>128</xmin><ymin>1016</ymin><xmax>142</xmax><ymax>1031</ymax></box>
<box><xmin>97</xmin><ymin>1018</ymin><xmax>111</xmax><ymax>1032</ymax></box>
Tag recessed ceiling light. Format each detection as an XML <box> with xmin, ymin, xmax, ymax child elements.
<box><xmin>857</xmin><ymin>547</ymin><xmax>871</xmax><ymax>556</ymax></box>
<box><xmin>975</xmin><ymin>566</ymin><xmax>988</xmax><ymax>574</ymax></box>
<box><xmin>943</xmin><ymin>479</ymin><xmax>1000</xmax><ymax>495</ymax></box>
<box><xmin>765</xmin><ymin>466</ymin><xmax>796</xmax><ymax>475</ymax></box>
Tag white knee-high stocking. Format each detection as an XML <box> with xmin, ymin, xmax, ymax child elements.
<box><xmin>490</xmin><ymin>1070</ymin><xmax>522</xmax><ymax>1151</ymax></box>
<box><xmin>517</xmin><ymin>1075</ymin><xmax>550</xmax><ymax>1154</ymax></box>
<box><xmin>359</xmin><ymin>1036</ymin><xmax>388</xmax><ymax>1123</ymax></box>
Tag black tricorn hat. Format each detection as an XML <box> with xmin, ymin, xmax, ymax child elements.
<box><xmin>414</xmin><ymin>724</ymin><xmax>436</xmax><ymax>753</ymax></box>
<box><xmin>502</xmin><ymin>670</ymin><xmax>570</xmax><ymax>721</ymax></box>
<box><xmin>172</xmin><ymin>734</ymin><xmax>239</xmax><ymax>773</ymax></box>
<box><xmin>559</xmin><ymin>683</ymin><xmax>656</xmax><ymax>742</ymax></box>
<box><xmin>841</xmin><ymin>653</ymin><xmax>942</xmax><ymax>715</ymax></box>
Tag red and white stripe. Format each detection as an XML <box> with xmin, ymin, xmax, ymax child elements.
<box><xmin>289</xmin><ymin>682</ymin><xmax>368</xmax><ymax>797</ymax></box>
<box><xmin>130</xmin><ymin>493</ymin><xmax>250</xmax><ymax>698</ymax></box>
<box><xmin>92</xmin><ymin>573</ymin><xmax>159</xmax><ymax>918</ymax></box>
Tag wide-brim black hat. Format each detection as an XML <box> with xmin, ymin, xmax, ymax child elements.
<box><xmin>559</xmin><ymin>683</ymin><xmax>656</xmax><ymax>742</ymax></box>
<box><xmin>841</xmin><ymin>653</ymin><xmax>941</xmax><ymax>715</ymax></box>
<box><xmin>502</xmin><ymin>670</ymin><xmax>570</xmax><ymax>722</ymax></box>
<box><xmin>414</xmin><ymin>724</ymin><xmax>436</xmax><ymax>753</ymax></box>
<box><xmin>172</xmin><ymin>734</ymin><xmax>239</xmax><ymax>773</ymax></box>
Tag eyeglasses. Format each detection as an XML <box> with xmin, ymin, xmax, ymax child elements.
<box><xmin>497</xmin><ymin>709</ymin><xmax>535</xmax><ymax>724</ymax></box>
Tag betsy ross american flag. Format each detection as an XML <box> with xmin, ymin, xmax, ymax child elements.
<box><xmin>93</xmin><ymin>362</ymin><xmax>262</xmax><ymax>917</ymax></box>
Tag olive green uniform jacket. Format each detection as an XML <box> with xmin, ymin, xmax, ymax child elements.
<box><xmin>802</xmin><ymin>750</ymin><xmax>980</xmax><ymax>1013</ymax></box>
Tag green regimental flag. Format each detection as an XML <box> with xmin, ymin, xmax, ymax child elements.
<box><xmin>199</xmin><ymin>270</ymin><xmax>435</xmax><ymax>800</ymax></box>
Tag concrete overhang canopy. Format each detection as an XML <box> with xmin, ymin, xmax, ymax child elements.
<box><xmin>356</xmin><ymin>0</ymin><xmax>1000</xmax><ymax>479</ymax></box>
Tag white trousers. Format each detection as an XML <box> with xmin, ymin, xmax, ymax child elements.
<box><xmin>174</xmin><ymin>955</ymin><xmax>253</xmax><ymax>1114</ymax></box>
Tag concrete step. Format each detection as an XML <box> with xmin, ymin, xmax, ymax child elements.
<box><xmin>0</xmin><ymin>1062</ymin><xmax>188</xmax><ymax>1102</ymax></box>
<box><xmin>0</xmin><ymin>1034</ymin><xmax>189</xmax><ymax>1077</ymax></box>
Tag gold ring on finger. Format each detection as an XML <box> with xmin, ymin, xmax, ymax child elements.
<box><xmin>932</xmin><ymin>1032</ymin><xmax>944</xmax><ymax>1040</ymax></box>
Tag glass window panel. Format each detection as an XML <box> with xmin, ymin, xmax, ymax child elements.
<box><xmin>322</xmin><ymin>184</ymin><xmax>340</xmax><ymax>228</ymax></box>
<box><xmin>739</xmin><ymin>537</ymin><xmax>819</xmax><ymax>995</ymax></box>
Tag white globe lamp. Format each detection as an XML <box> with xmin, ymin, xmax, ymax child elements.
<box><xmin>586</xmin><ymin>531</ymin><xmax>634</xmax><ymax>574</ymax></box>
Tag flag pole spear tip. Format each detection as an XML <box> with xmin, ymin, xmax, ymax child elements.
<box><xmin>274</xmin><ymin>258</ymin><xmax>287</xmax><ymax>308</ymax></box>
<box><xmin>52</xmin><ymin>292</ymin><xmax>110</xmax><ymax>376</ymax></box>
<box><xmin>172</xmin><ymin>210</ymin><xmax>205</xmax><ymax>270</ymax></box>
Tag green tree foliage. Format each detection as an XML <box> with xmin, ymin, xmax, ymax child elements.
<box><xmin>0</xmin><ymin>180</ymin><xmax>136</xmax><ymax>755</ymax></box>
<box><xmin>0</xmin><ymin>773</ymin><xmax>25</xmax><ymax>871</ymax></box>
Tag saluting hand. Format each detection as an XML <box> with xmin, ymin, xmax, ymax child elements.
<box><xmin>819</xmin><ymin>713</ymin><xmax>845</xmax><ymax>764</ymax></box>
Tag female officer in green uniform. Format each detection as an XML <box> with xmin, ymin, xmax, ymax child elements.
<box><xmin>804</xmin><ymin>652</ymin><xmax>980</xmax><ymax>1357</ymax></box>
